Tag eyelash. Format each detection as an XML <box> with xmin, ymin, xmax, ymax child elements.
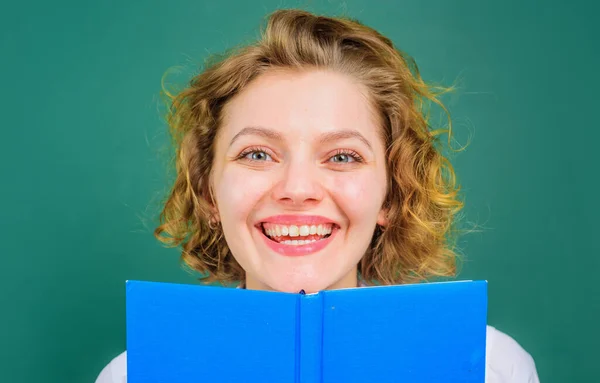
<box><xmin>236</xmin><ymin>146</ymin><xmax>274</xmax><ymax>162</ymax></box>
<box><xmin>329</xmin><ymin>149</ymin><xmax>364</xmax><ymax>163</ymax></box>
<box><xmin>235</xmin><ymin>147</ymin><xmax>364</xmax><ymax>164</ymax></box>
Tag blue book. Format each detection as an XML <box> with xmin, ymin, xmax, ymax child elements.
<box><xmin>126</xmin><ymin>280</ymin><xmax>487</xmax><ymax>383</ymax></box>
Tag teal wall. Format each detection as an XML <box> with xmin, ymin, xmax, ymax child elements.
<box><xmin>1</xmin><ymin>1</ymin><xmax>598</xmax><ymax>382</ymax></box>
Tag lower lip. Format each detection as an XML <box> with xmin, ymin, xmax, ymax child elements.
<box><xmin>258</xmin><ymin>227</ymin><xmax>337</xmax><ymax>256</ymax></box>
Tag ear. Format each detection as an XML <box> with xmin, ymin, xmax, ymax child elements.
<box><xmin>209</xmin><ymin>207</ymin><xmax>220</xmax><ymax>224</ymax></box>
<box><xmin>201</xmin><ymin>179</ymin><xmax>220</xmax><ymax>223</ymax></box>
<box><xmin>376</xmin><ymin>208</ymin><xmax>389</xmax><ymax>227</ymax></box>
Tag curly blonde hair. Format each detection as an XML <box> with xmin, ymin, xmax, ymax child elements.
<box><xmin>155</xmin><ymin>9</ymin><xmax>463</xmax><ymax>286</ymax></box>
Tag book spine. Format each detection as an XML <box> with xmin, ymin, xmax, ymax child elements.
<box><xmin>297</xmin><ymin>293</ymin><xmax>323</xmax><ymax>383</ymax></box>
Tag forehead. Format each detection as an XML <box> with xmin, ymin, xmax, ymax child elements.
<box><xmin>221</xmin><ymin>69</ymin><xmax>381</xmax><ymax>139</ymax></box>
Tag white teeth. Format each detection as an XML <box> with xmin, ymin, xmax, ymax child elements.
<box><xmin>281</xmin><ymin>239</ymin><xmax>317</xmax><ymax>245</ymax></box>
<box><xmin>320</xmin><ymin>225</ymin><xmax>330</xmax><ymax>235</ymax></box>
<box><xmin>299</xmin><ymin>225</ymin><xmax>310</xmax><ymax>236</ymax></box>
<box><xmin>263</xmin><ymin>223</ymin><xmax>334</xmax><ymax>239</ymax></box>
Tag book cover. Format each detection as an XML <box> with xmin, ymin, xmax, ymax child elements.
<box><xmin>126</xmin><ymin>280</ymin><xmax>487</xmax><ymax>383</ymax></box>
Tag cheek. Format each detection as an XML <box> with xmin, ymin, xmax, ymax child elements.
<box><xmin>329</xmin><ymin>170</ymin><xmax>386</xmax><ymax>220</ymax></box>
<box><xmin>214</xmin><ymin>168</ymin><xmax>273</xmax><ymax>223</ymax></box>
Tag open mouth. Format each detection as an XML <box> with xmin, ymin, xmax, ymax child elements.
<box><xmin>259</xmin><ymin>222</ymin><xmax>336</xmax><ymax>246</ymax></box>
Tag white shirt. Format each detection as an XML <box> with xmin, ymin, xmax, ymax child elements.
<box><xmin>95</xmin><ymin>325</ymin><xmax>539</xmax><ymax>383</ymax></box>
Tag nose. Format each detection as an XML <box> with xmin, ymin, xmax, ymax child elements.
<box><xmin>271</xmin><ymin>157</ymin><xmax>325</xmax><ymax>208</ymax></box>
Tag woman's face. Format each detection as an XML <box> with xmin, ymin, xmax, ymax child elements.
<box><xmin>210</xmin><ymin>69</ymin><xmax>388</xmax><ymax>293</ymax></box>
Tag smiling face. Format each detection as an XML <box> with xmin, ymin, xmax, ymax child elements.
<box><xmin>210</xmin><ymin>69</ymin><xmax>388</xmax><ymax>293</ymax></box>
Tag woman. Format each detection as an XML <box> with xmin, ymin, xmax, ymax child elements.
<box><xmin>96</xmin><ymin>9</ymin><xmax>539</xmax><ymax>382</ymax></box>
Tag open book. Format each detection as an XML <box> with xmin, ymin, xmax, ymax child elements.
<box><xmin>126</xmin><ymin>280</ymin><xmax>487</xmax><ymax>383</ymax></box>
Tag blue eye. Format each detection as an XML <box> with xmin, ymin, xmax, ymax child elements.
<box><xmin>330</xmin><ymin>153</ymin><xmax>354</xmax><ymax>163</ymax></box>
<box><xmin>329</xmin><ymin>150</ymin><xmax>363</xmax><ymax>164</ymax></box>
<box><xmin>244</xmin><ymin>150</ymin><xmax>271</xmax><ymax>161</ymax></box>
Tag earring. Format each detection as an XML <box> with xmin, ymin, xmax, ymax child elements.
<box><xmin>208</xmin><ymin>219</ymin><xmax>220</xmax><ymax>230</ymax></box>
<box><xmin>207</xmin><ymin>213</ymin><xmax>220</xmax><ymax>230</ymax></box>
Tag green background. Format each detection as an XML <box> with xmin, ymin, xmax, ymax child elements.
<box><xmin>1</xmin><ymin>0</ymin><xmax>598</xmax><ymax>382</ymax></box>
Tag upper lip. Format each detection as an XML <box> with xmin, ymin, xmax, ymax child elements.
<box><xmin>258</xmin><ymin>214</ymin><xmax>338</xmax><ymax>226</ymax></box>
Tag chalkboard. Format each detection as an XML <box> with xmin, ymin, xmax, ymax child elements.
<box><xmin>0</xmin><ymin>1</ymin><xmax>598</xmax><ymax>382</ymax></box>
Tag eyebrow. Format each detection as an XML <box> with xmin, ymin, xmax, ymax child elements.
<box><xmin>229</xmin><ymin>126</ymin><xmax>374</xmax><ymax>152</ymax></box>
<box><xmin>229</xmin><ymin>126</ymin><xmax>284</xmax><ymax>148</ymax></box>
<box><xmin>317</xmin><ymin>130</ymin><xmax>373</xmax><ymax>152</ymax></box>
